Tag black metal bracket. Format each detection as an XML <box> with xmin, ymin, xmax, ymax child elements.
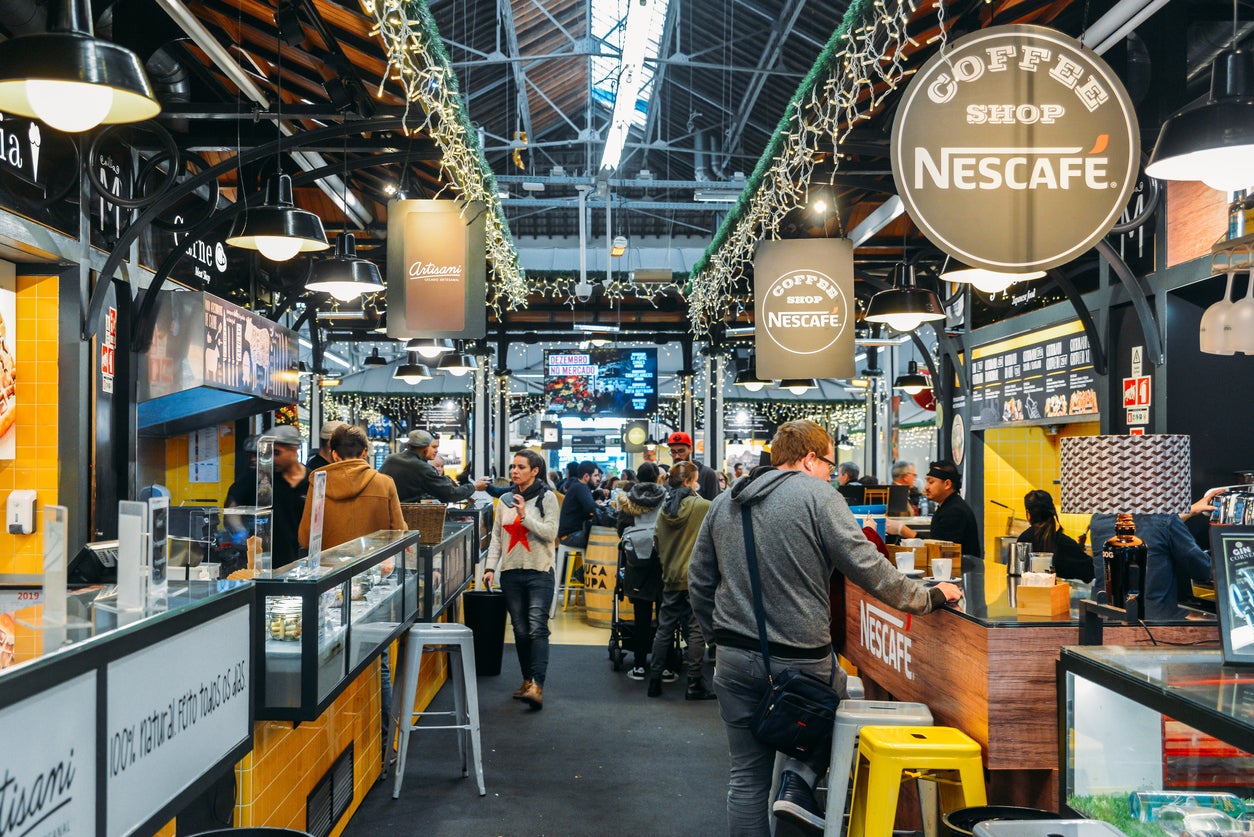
<box><xmin>1078</xmin><ymin>597</ymin><xmax>1142</xmax><ymax>645</ymax></box>
<box><xmin>1095</xmin><ymin>238</ymin><xmax>1164</xmax><ymax>366</ymax></box>
<box><xmin>1047</xmin><ymin>266</ymin><xmax>1108</xmax><ymax>376</ymax></box>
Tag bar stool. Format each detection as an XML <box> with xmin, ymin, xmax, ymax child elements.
<box><xmin>549</xmin><ymin>543</ymin><xmax>584</xmax><ymax>617</ymax></box>
<box><xmin>862</xmin><ymin>487</ymin><xmax>890</xmax><ymax>506</ymax></box>
<box><xmin>847</xmin><ymin>726</ymin><xmax>986</xmax><ymax>837</ymax></box>
<box><xmin>390</xmin><ymin>622</ymin><xmax>485</xmax><ymax>799</ymax></box>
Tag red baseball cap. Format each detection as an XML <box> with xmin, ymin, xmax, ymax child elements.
<box><xmin>667</xmin><ymin>431</ymin><xmax>693</xmax><ymax>446</ymax></box>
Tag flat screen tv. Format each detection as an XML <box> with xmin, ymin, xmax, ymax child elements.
<box><xmin>544</xmin><ymin>348</ymin><xmax>658</xmax><ymax>418</ymax></box>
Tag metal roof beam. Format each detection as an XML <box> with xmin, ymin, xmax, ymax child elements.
<box><xmin>500</xmin><ymin>0</ymin><xmax>537</xmax><ymax>164</ymax></box>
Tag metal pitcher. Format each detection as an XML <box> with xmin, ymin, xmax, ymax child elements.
<box><xmin>1008</xmin><ymin>542</ymin><xmax>1030</xmax><ymax>577</ymax></box>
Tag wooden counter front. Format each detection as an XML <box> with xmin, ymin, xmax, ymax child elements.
<box><xmin>843</xmin><ymin>579</ymin><xmax>1218</xmax><ymax>806</ymax></box>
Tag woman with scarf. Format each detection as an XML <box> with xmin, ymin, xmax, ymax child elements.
<box><xmin>647</xmin><ymin>461</ymin><xmax>716</xmax><ymax>700</ymax></box>
<box><xmin>483</xmin><ymin>449</ymin><xmax>560</xmax><ymax>710</ymax></box>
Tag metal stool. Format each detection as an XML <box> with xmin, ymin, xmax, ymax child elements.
<box><xmin>550</xmin><ymin>543</ymin><xmax>584</xmax><ymax>616</ymax></box>
<box><xmin>847</xmin><ymin>726</ymin><xmax>986</xmax><ymax>837</ymax></box>
<box><xmin>390</xmin><ymin>622</ymin><xmax>485</xmax><ymax>799</ymax></box>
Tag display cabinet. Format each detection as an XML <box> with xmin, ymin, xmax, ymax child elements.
<box><xmin>445</xmin><ymin>502</ymin><xmax>493</xmax><ymax>559</ymax></box>
<box><xmin>421</xmin><ymin>521</ymin><xmax>475</xmax><ymax>618</ymax></box>
<box><xmin>252</xmin><ymin>530</ymin><xmax>421</xmax><ymax>721</ymax></box>
<box><xmin>1059</xmin><ymin>646</ymin><xmax>1254</xmax><ymax>835</ymax></box>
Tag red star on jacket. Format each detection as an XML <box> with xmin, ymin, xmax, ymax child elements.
<box><xmin>503</xmin><ymin>513</ymin><xmax>531</xmax><ymax>552</ymax></box>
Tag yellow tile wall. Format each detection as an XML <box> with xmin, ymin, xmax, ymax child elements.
<box><xmin>981</xmin><ymin>421</ymin><xmax>1100</xmax><ymax>563</ymax></box>
<box><xmin>164</xmin><ymin>424</ymin><xmax>238</xmax><ymax>508</ymax></box>
<box><xmin>0</xmin><ymin>275</ymin><xmax>59</xmax><ymax>575</ymax></box>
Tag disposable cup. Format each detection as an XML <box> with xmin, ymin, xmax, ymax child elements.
<box><xmin>1029</xmin><ymin>553</ymin><xmax>1054</xmax><ymax>573</ymax></box>
<box><xmin>931</xmin><ymin>557</ymin><xmax>953</xmax><ymax>581</ymax></box>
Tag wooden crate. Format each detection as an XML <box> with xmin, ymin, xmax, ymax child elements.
<box><xmin>1016</xmin><ymin>583</ymin><xmax>1071</xmax><ymax>617</ymax></box>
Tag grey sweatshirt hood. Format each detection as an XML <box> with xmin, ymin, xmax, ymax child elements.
<box><xmin>728</xmin><ymin>466</ymin><xmax>798</xmax><ymax>507</ymax></box>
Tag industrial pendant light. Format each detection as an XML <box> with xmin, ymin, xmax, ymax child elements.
<box><xmin>864</xmin><ymin>264</ymin><xmax>945</xmax><ymax>333</ymax></box>
<box><xmin>837</xmin><ymin>433</ymin><xmax>854</xmax><ymax>451</ymax></box>
<box><xmin>941</xmin><ymin>264</ymin><xmax>1045</xmax><ymax>295</ymax></box>
<box><xmin>0</xmin><ymin>0</ymin><xmax>161</xmax><ymax>132</ymax></box>
<box><xmin>732</xmin><ymin>361</ymin><xmax>770</xmax><ymax>393</ymax></box>
<box><xmin>893</xmin><ymin>360</ymin><xmax>929</xmax><ymax>395</ymax></box>
<box><xmin>1146</xmin><ymin>0</ymin><xmax>1254</xmax><ymax>192</ymax></box>
<box><xmin>226</xmin><ymin>172</ymin><xmax>330</xmax><ymax>261</ymax></box>
<box><xmin>438</xmin><ymin>352</ymin><xmax>479</xmax><ymax>377</ymax></box>
<box><xmin>779</xmin><ymin>378</ymin><xmax>817</xmax><ymax>395</ymax></box>
<box><xmin>306</xmin><ymin>233</ymin><xmax>384</xmax><ymax>301</ymax></box>
<box><xmin>407</xmin><ymin>338</ymin><xmax>455</xmax><ymax>359</ymax></box>
<box><xmin>363</xmin><ymin>347</ymin><xmax>387</xmax><ymax>366</ymax></box>
<box><xmin>393</xmin><ymin>352</ymin><xmax>433</xmax><ymax>385</ymax></box>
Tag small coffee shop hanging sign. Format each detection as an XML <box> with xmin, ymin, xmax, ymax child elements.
<box><xmin>892</xmin><ymin>24</ymin><xmax>1140</xmax><ymax>272</ymax></box>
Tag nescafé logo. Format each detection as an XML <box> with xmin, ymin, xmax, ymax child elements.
<box><xmin>891</xmin><ymin>25</ymin><xmax>1139</xmax><ymax>273</ymax></box>
<box><xmin>760</xmin><ymin>268</ymin><xmax>850</xmax><ymax>356</ymax></box>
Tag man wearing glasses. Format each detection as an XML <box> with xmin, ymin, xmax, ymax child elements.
<box><xmin>689</xmin><ymin>420</ymin><xmax>961</xmax><ymax>833</ymax></box>
<box><xmin>888</xmin><ymin>459</ymin><xmax>981</xmax><ymax>558</ymax></box>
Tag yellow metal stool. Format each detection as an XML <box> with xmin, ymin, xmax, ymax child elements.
<box><xmin>847</xmin><ymin>725</ymin><xmax>987</xmax><ymax>837</ymax></box>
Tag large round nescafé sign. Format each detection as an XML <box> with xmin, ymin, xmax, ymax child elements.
<box><xmin>891</xmin><ymin>25</ymin><xmax>1139</xmax><ymax>273</ymax></box>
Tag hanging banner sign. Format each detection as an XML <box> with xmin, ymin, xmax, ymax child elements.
<box><xmin>752</xmin><ymin>238</ymin><xmax>855</xmax><ymax>379</ymax></box>
<box><xmin>386</xmin><ymin>199</ymin><xmax>487</xmax><ymax>340</ymax></box>
<box><xmin>891</xmin><ymin>25</ymin><xmax>1139</xmax><ymax>272</ymax></box>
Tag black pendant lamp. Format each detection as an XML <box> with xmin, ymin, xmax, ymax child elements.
<box><xmin>306</xmin><ymin>233</ymin><xmax>384</xmax><ymax>301</ymax></box>
<box><xmin>0</xmin><ymin>0</ymin><xmax>160</xmax><ymax>132</ymax></box>
<box><xmin>393</xmin><ymin>352</ymin><xmax>433</xmax><ymax>385</ymax></box>
<box><xmin>865</xmin><ymin>264</ymin><xmax>945</xmax><ymax>333</ymax></box>
<box><xmin>893</xmin><ymin>360</ymin><xmax>928</xmax><ymax>395</ymax></box>
<box><xmin>779</xmin><ymin>378</ymin><xmax>818</xmax><ymax>395</ymax></box>
<box><xmin>732</xmin><ymin>360</ymin><xmax>770</xmax><ymax>393</ymax></box>
<box><xmin>1146</xmin><ymin>47</ymin><xmax>1254</xmax><ymax>192</ymax></box>
<box><xmin>363</xmin><ymin>347</ymin><xmax>387</xmax><ymax>366</ymax></box>
<box><xmin>438</xmin><ymin>352</ymin><xmax>479</xmax><ymax>377</ymax></box>
<box><xmin>407</xmin><ymin>338</ymin><xmax>455</xmax><ymax>360</ymax></box>
<box><xmin>226</xmin><ymin>173</ymin><xmax>330</xmax><ymax>261</ymax></box>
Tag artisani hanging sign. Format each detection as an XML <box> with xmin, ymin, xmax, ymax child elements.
<box><xmin>753</xmin><ymin>238</ymin><xmax>855</xmax><ymax>379</ymax></box>
<box><xmin>891</xmin><ymin>25</ymin><xmax>1139</xmax><ymax>272</ymax></box>
<box><xmin>386</xmin><ymin>199</ymin><xmax>487</xmax><ymax>339</ymax></box>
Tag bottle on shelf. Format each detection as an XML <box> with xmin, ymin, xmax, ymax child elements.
<box><xmin>1230</xmin><ymin>189</ymin><xmax>1248</xmax><ymax>240</ymax></box>
<box><xmin>1102</xmin><ymin>513</ymin><xmax>1147</xmax><ymax>619</ymax></box>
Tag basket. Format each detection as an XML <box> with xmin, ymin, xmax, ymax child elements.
<box><xmin>401</xmin><ymin>502</ymin><xmax>447</xmax><ymax>545</ymax></box>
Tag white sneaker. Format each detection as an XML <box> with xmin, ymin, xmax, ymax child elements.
<box><xmin>627</xmin><ymin>666</ymin><xmax>647</xmax><ymax>680</ymax></box>
<box><xmin>661</xmin><ymin>669</ymin><xmax>679</xmax><ymax>683</ymax></box>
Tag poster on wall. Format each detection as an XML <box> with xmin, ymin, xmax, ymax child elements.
<box><xmin>0</xmin><ymin>264</ymin><xmax>14</xmax><ymax>460</ymax></box>
<box><xmin>385</xmin><ymin>199</ymin><xmax>487</xmax><ymax>340</ymax></box>
<box><xmin>1211</xmin><ymin>527</ymin><xmax>1254</xmax><ymax>666</ymax></box>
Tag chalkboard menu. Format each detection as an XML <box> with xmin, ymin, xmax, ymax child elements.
<box><xmin>970</xmin><ymin>320</ymin><xmax>1098</xmax><ymax>428</ymax></box>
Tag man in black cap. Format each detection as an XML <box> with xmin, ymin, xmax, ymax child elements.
<box><xmin>888</xmin><ymin>459</ymin><xmax>981</xmax><ymax>557</ymax></box>
<box><xmin>269</xmin><ymin>425</ymin><xmax>309</xmax><ymax>567</ymax></box>
<box><xmin>380</xmin><ymin>428</ymin><xmax>489</xmax><ymax>503</ymax></box>
<box><xmin>666</xmin><ymin>431</ymin><xmax>720</xmax><ymax>501</ymax></box>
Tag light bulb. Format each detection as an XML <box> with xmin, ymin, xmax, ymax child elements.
<box><xmin>787</xmin><ymin>385</ymin><xmax>810</xmax><ymax>395</ymax></box>
<box><xmin>812</xmin><ymin>199</ymin><xmax>828</xmax><ymax>213</ymax></box>
<box><xmin>416</xmin><ymin>346</ymin><xmax>443</xmax><ymax>359</ymax></box>
<box><xmin>28</xmin><ymin>80</ymin><xmax>114</xmax><ymax>132</ymax></box>
<box><xmin>879</xmin><ymin>314</ymin><xmax>931</xmax><ymax>332</ymax></box>
<box><xmin>900</xmin><ymin>383</ymin><xmax>925</xmax><ymax>395</ymax></box>
<box><xmin>253</xmin><ymin>235</ymin><xmax>304</xmax><ymax>261</ymax></box>
<box><xmin>447</xmin><ymin>367</ymin><xmax>471</xmax><ymax>377</ymax></box>
<box><xmin>313</xmin><ymin>282</ymin><xmax>368</xmax><ymax>302</ymax></box>
<box><xmin>399</xmin><ymin>375</ymin><xmax>423</xmax><ymax>385</ymax></box>
<box><xmin>744</xmin><ymin>381</ymin><xmax>765</xmax><ymax>393</ymax></box>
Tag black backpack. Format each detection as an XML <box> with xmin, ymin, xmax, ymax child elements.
<box><xmin>619</xmin><ymin>518</ymin><xmax>663</xmax><ymax>603</ymax></box>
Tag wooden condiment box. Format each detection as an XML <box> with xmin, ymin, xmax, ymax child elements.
<box><xmin>1016</xmin><ymin>582</ymin><xmax>1071</xmax><ymax>617</ymax></box>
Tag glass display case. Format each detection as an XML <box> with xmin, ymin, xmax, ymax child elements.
<box><xmin>446</xmin><ymin>502</ymin><xmax>493</xmax><ymax>559</ymax></box>
<box><xmin>1059</xmin><ymin>646</ymin><xmax>1254</xmax><ymax>835</ymax></box>
<box><xmin>252</xmin><ymin>530</ymin><xmax>421</xmax><ymax>721</ymax></box>
<box><xmin>421</xmin><ymin>521</ymin><xmax>475</xmax><ymax>619</ymax></box>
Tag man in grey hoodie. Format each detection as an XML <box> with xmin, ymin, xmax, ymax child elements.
<box><xmin>689</xmin><ymin>420</ymin><xmax>960</xmax><ymax>835</ymax></box>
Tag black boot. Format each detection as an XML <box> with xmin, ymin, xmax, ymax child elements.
<box><xmin>647</xmin><ymin>676</ymin><xmax>662</xmax><ymax>698</ymax></box>
<box><xmin>685</xmin><ymin>676</ymin><xmax>717</xmax><ymax>701</ymax></box>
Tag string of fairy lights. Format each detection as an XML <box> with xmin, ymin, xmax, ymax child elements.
<box><xmin>362</xmin><ymin>0</ymin><xmax>526</xmax><ymax>314</ymax></box>
<box><xmin>522</xmin><ymin>273</ymin><xmax>689</xmax><ymax>307</ymax></box>
<box><xmin>688</xmin><ymin>0</ymin><xmax>946</xmax><ymax>335</ymax></box>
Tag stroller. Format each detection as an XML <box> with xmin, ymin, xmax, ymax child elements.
<box><xmin>607</xmin><ymin>519</ymin><xmax>680</xmax><ymax>671</ymax></box>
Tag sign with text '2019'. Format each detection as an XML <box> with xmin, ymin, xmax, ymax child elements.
<box><xmin>891</xmin><ymin>25</ymin><xmax>1139</xmax><ymax>273</ymax></box>
<box><xmin>386</xmin><ymin>199</ymin><xmax>487</xmax><ymax>340</ymax></box>
<box><xmin>752</xmin><ymin>238</ymin><xmax>855</xmax><ymax>379</ymax></box>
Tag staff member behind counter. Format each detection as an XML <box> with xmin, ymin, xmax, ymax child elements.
<box><xmin>887</xmin><ymin>459</ymin><xmax>982</xmax><ymax>558</ymax></box>
<box><xmin>380</xmin><ymin>429</ymin><xmax>489</xmax><ymax>503</ymax></box>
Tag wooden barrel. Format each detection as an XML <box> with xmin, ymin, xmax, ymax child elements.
<box><xmin>582</xmin><ymin>526</ymin><xmax>620</xmax><ymax>627</ymax></box>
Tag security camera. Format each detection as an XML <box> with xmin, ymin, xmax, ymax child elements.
<box><xmin>574</xmin><ymin>281</ymin><xmax>595</xmax><ymax>302</ymax></box>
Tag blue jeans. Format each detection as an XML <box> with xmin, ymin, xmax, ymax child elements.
<box><xmin>500</xmin><ymin>568</ymin><xmax>554</xmax><ymax>686</ymax></box>
<box><xmin>713</xmin><ymin>644</ymin><xmax>840</xmax><ymax>836</ymax></box>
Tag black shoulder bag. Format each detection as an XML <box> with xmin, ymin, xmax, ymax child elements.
<box><xmin>741</xmin><ymin>504</ymin><xmax>844</xmax><ymax>760</ymax></box>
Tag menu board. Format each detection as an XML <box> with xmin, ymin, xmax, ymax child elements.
<box><xmin>970</xmin><ymin>320</ymin><xmax>1098</xmax><ymax>428</ymax></box>
<box><xmin>203</xmin><ymin>296</ymin><xmax>298</xmax><ymax>401</ymax></box>
<box><xmin>1211</xmin><ymin>527</ymin><xmax>1254</xmax><ymax>666</ymax></box>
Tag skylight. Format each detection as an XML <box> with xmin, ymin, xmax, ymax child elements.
<box><xmin>592</xmin><ymin>0</ymin><xmax>669</xmax><ymax>171</ymax></box>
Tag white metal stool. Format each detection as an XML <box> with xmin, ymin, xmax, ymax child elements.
<box><xmin>768</xmin><ymin>681</ymin><xmax>936</xmax><ymax>837</ymax></box>
<box><xmin>549</xmin><ymin>543</ymin><xmax>584</xmax><ymax>616</ymax></box>
<box><xmin>390</xmin><ymin>622</ymin><xmax>485</xmax><ymax>799</ymax></box>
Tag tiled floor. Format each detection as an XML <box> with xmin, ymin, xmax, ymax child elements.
<box><xmin>499</xmin><ymin>589</ymin><xmax>612</xmax><ymax>647</ymax></box>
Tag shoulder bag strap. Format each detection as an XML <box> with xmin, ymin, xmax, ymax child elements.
<box><xmin>740</xmin><ymin>504</ymin><xmax>774</xmax><ymax>681</ymax></box>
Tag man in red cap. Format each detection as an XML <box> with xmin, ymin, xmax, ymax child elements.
<box><xmin>667</xmin><ymin>431</ymin><xmax>721</xmax><ymax>500</ymax></box>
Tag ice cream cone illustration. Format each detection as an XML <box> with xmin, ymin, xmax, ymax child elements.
<box><xmin>28</xmin><ymin>122</ymin><xmax>40</xmax><ymax>180</ymax></box>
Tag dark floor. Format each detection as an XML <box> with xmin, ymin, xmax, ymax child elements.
<box><xmin>343</xmin><ymin>644</ymin><xmax>733</xmax><ymax>836</ymax></box>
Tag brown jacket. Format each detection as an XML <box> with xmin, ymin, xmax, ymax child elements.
<box><xmin>298</xmin><ymin>458</ymin><xmax>406</xmax><ymax>549</ymax></box>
